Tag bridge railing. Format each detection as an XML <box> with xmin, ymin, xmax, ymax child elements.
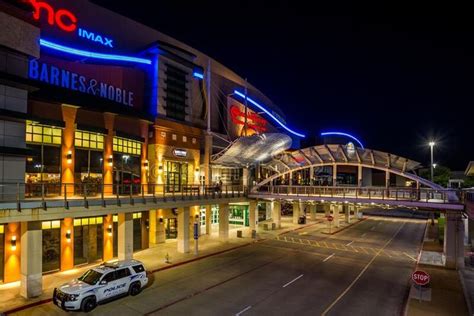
<box><xmin>254</xmin><ymin>185</ymin><xmax>461</xmax><ymax>204</ymax></box>
<box><xmin>0</xmin><ymin>182</ymin><xmax>249</xmax><ymax>210</ymax></box>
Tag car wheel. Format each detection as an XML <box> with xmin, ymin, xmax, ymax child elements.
<box><xmin>129</xmin><ymin>282</ymin><xmax>141</xmax><ymax>296</ymax></box>
<box><xmin>81</xmin><ymin>296</ymin><xmax>97</xmax><ymax>313</ymax></box>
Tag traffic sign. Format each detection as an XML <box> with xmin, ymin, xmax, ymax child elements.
<box><xmin>412</xmin><ymin>270</ymin><xmax>430</xmax><ymax>286</ymax></box>
<box><xmin>193</xmin><ymin>223</ymin><xmax>199</xmax><ymax>240</ymax></box>
<box><xmin>327</xmin><ymin>215</ymin><xmax>334</xmax><ymax>222</ymax></box>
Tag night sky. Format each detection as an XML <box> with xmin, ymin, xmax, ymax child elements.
<box><xmin>93</xmin><ymin>0</ymin><xmax>474</xmax><ymax>170</ymax></box>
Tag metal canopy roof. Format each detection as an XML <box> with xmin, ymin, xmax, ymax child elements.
<box><xmin>264</xmin><ymin>144</ymin><xmax>421</xmax><ymax>174</ymax></box>
<box><xmin>212</xmin><ymin>133</ymin><xmax>292</xmax><ymax>167</ymax></box>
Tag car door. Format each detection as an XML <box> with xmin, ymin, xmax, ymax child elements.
<box><xmin>114</xmin><ymin>268</ymin><xmax>132</xmax><ymax>295</ymax></box>
<box><xmin>97</xmin><ymin>271</ymin><xmax>120</xmax><ymax>301</ymax></box>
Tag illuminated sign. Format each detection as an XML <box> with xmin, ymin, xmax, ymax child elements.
<box><xmin>173</xmin><ymin>149</ymin><xmax>188</xmax><ymax>158</ymax></box>
<box><xmin>29</xmin><ymin>0</ymin><xmax>114</xmax><ymax>48</ymax></box>
<box><xmin>230</xmin><ymin>105</ymin><xmax>267</xmax><ymax>133</ymax></box>
<box><xmin>29</xmin><ymin>59</ymin><xmax>135</xmax><ymax>107</ymax></box>
<box><xmin>346</xmin><ymin>142</ymin><xmax>356</xmax><ymax>157</ymax></box>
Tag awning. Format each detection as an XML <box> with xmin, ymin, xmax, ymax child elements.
<box><xmin>212</xmin><ymin>133</ymin><xmax>292</xmax><ymax>167</ymax></box>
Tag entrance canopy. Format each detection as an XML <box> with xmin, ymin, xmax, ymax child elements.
<box><xmin>212</xmin><ymin>133</ymin><xmax>292</xmax><ymax>167</ymax></box>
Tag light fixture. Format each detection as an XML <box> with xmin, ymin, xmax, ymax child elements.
<box><xmin>107</xmin><ymin>225</ymin><xmax>112</xmax><ymax>237</ymax></box>
<box><xmin>39</xmin><ymin>39</ymin><xmax>152</xmax><ymax>65</ymax></box>
<box><xmin>158</xmin><ymin>165</ymin><xmax>163</xmax><ymax>173</ymax></box>
<box><xmin>429</xmin><ymin>141</ymin><xmax>436</xmax><ymax>147</ymax></box>
<box><xmin>66</xmin><ymin>230</ymin><xmax>71</xmax><ymax>243</ymax></box>
<box><xmin>66</xmin><ymin>151</ymin><xmax>72</xmax><ymax>164</ymax></box>
<box><xmin>233</xmin><ymin>90</ymin><xmax>306</xmax><ymax>138</ymax></box>
<box><xmin>144</xmin><ymin>160</ymin><xmax>149</xmax><ymax>170</ymax></box>
<box><xmin>107</xmin><ymin>155</ymin><xmax>113</xmax><ymax>167</ymax></box>
<box><xmin>159</xmin><ymin>217</ymin><xmax>164</xmax><ymax>223</ymax></box>
<box><xmin>433</xmin><ymin>163</ymin><xmax>437</xmax><ymax>169</ymax></box>
<box><xmin>11</xmin><ymin>236</ymin><xmax>17</xmax><ymax>251</ymax></box>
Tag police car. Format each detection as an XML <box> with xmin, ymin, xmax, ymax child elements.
<box><xmin>53</xmin><ymin>259</ymin><xmax>148</xmax><ymax>312</ymax></box>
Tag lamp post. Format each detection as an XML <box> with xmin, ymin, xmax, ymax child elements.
<box><xmin>429</xmin><ymin>141</ymin><xmax>436</xmax><ymax>182</ymax></box>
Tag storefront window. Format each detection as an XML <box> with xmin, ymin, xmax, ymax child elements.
<box><xmin>165</xmin><ymin>161</ymin><xmax>188</xmax><ymax>192</ymax></box>
<box><xmin>165</xmin><ymin>218</ymin><xmax>177</xmax><ymax>239</ymax></box>
<box><xmin>211</xmin><ymin>206</ymin><xmax>219</xmax><ymax>224</ymax></box>
<box><xmin>73</xmin><ymin>217</ymin><xmax>104</xmax><ymax>266</ymax></box>
<box><xmin>113</xmin><ymin>137</ymin><xmax>141</xmax><ymax>155</ymax></box>
<box><xmin>0</xmin><ymin>225</ymin><xmax>4</xmax><ymax>282</ymax></box>
<box><xmin>113</xmin><ymin>154</ymin><xmax>141</xmax><ymax>194</ymax></box>
<box><xmin>42</xmin><ymin>220</ymin><xmax>61</xmax><ymax>272</ymax></box>
<box><xmin>26</xmin><ymin>121</ymin><xmax>62</xmax><ymax>145</ymax></box>
<box><xmin>75</xmin><ymin>131</ymin><xmax>104</xmax><ymax>150</ymax></box>
<box><xmin>229</xmin><ymin>205</ymin><xmax>249</xmax><ymax>226</ymax></box>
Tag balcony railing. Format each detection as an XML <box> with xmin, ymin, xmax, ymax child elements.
<box><xmin>253</xmin><ymin>185</ymin><xmax>462</xmax><ymax>204</ymax></box>
<box><xmin>0</xmin><ymin>183</ymin><xmax>249</xmax><ymax>210</ymax></box>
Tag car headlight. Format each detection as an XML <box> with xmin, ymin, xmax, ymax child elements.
<box><xmin>68</xmin><ymin>294</ymin><xmax>79</xmax><ymax>301</ymax></box>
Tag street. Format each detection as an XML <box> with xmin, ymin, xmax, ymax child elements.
<box><xmin>12</xmin><ymin>217</ymin><xmax>426</xmax><ymax>316</ymax></box>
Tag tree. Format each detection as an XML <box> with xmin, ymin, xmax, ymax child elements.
<box><xmin>419</xmin><ymin>165</ymin><xmax>451</xmax><ymax>187</ymax></box>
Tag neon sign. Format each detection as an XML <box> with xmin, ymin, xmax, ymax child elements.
<box><xmin>230</xmin><ymin>105</ymin><xmax>267</xmax><ymax>133</ymax></box>
<box><xmin>29</xmin><ymin>0</ymin><xmax>114</xmax><ymax>48</ymax></box>
<box><xmin>29</xmin><ymin>59</ymin><xmax>135</xmax><ymax>107</ymax></box>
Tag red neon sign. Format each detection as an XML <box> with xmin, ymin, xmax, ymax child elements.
<box><xmin>29</xmin><ymin>0</ymin><xmax>77</xmax><ymax>32</ymax></box>
<box><xmin>230</xmin><ymin>105</ymin><xmax>268</xmax><ymax>133</ymax></box>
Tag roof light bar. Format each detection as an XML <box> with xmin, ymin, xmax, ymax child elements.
<box><xmin>321</xmin><ymin>131</ymin><xmax>364</xmax><ymax>149</ymax></box>
<box><xmin>233</xmin><ymin>90</ymin><xmax>306</xmax><ymax>138</ymax></box>
<box><xmin>39</xmin><ymin>39</ymin><xmax>152</xmax><ymax>65</ymax></box>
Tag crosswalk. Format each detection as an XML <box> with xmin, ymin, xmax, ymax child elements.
<box><xmin>273</xmin><ymin>235</ymin><xmax>417</xmax><ymax>259</ymax></box>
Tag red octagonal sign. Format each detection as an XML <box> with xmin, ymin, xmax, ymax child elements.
<box><xmin>412</xmin><ymin>270</ymin><xmax>430</xmax><ymax>286</ymax></box>
<box><xmin>327</xmin><ymin>215</ymin><xmax>334</xmax><ymax>222</ymax></box>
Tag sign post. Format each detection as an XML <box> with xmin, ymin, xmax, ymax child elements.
<box><xmin>327</xmin><ymin>215</ymin><xmax>334</xmax><ymax>234</ymax></box>
<box><xmin>412</xmin><ymin>270</ymin><xmax>430</xmax><ymax>302</ymax></box>
<box><xmin>193</xmin><ymin>222</ymin><xmax>199</xmax><ymax>256</ymax></box>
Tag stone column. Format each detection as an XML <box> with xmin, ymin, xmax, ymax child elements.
<box><xmin>20</xmin><ymin>221</ymin><xmax>42</xmax><ymax>298</ymax></box>
<box><xmin>310</xmin><ymin>204</ymin><xmax>316</xmax><ymax>220</ymax></box>
<box><xmin>118</xmin><ymin>213</ymin><xmax>133</xmax><ymax>260</ymax></box>
<box><xmin>331</xmin><ymin>204</ymin><xmax>341</xmax><ymax>228</ymax></box>
<box><xmin>205</xmin><ymin>205</ymin><xmax>212</xmax><ymax>235</ymax></box>
<box><xmin>139</xmin><ymin>120</ymin><xmax>149</xmax><ymax>193</ymax></box>
<box><xmin>358</xmin><ymin>165</ymin><xmax>363</xmax><ymax>187</ymax></box>
<box><xmin>444</xmin><ymin>211</ymin><xmax>465</xmax><ymax>269</ymax></box>
<box><xmin>177</xmin><ymin>207</ymin><xmax>190</xmax><ymax>253</ymax></box>
<box><xmin>345</xmin><ymin>204</ymin><xmax>351</xmax><ymax>224</ymax></box>
<box><xmin>324</xmin><ymin>203</ymin><xmax>331</xmax><ymax>217</ymax></box>
<box><xmin>266</xmin><ymin>202</ymin><xmax>272</xmax><ymax>220</ymax></box>
<box><xmin>272</xmin><ymin>201</ymin><xmax>281</xmax><ymax>228</ymax></box>
<box><xmin>61</xmin><ymin>105</ymin><xmax>77</xmax><ymax>195</ymax></box>
<box><xmin>249</xmin><ymin>201</ymin><xmax>258</xmax><ymax>232</ymax></box>
<box><xmin>293</xmin><ymin>201</ymin><xmax>301</xmax><ymax>224</ymax></box>
<box><xmin>103</xmin><ymin>113</ymin><xmax>116</xmax><ymax>195</ymax></box>
<box><xmin>243</xmin><ymin>168</ymin><xmax>249</xmax><ymax>188</ymax></box>
<box><xmin>219</xmin><ymin>203</ymin><xmax>229</xmax><ymax>239</ymax></box>
<box><xmin>333</xmin><ymin>164</ymin><xmax>337</xmax><ymax>186</ymax></box>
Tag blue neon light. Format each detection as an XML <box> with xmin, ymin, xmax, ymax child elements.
<box><xmin>321</xmin><ymin>132</ymin><xmax>364</xmax><ymax>149</ymax></box>
<box><xmin>39</xmin><ymin>39</ymin><xmax>152</xmax><ymax>65</ymax></box>
<box><xmin>233</xmin><ymin>90</ymin><xmax>306</xmax><ymax>138</ymax></box>
<box><xmin>193</xmin><ymin>72</ymin><xmax>204</xmax><ymax>79</ymax></box>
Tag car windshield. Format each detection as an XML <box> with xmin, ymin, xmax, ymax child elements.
<box><xmin>78</xmin><ymin>269</ymin><xmax>103</xmax><ymax>285</ymax></box>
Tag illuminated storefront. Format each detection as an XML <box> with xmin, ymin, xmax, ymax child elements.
<box><xmin>41</xmin><ymin>220</ymin><xmax>61</xmax><ymax>272</ymax></box>
<box><xmin>73</xmin><ymin>217</ymin><xmax>104</xmax><ymax>266</ymax></box>
<box><xmin>0</xmin><ymin>225</ymin><xmax>4</xmax><ymax>282</ymax></box>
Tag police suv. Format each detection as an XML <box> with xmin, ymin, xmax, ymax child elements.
<box><xmin>53</xmin><ymin>259</ymin><xmax>148</xmax><ymax>312</ymax></box>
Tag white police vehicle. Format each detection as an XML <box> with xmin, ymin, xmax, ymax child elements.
<box><xmin>53</xmin><ymin>259</ymin><xmax>148</xmax><ymax>312</ymax></box>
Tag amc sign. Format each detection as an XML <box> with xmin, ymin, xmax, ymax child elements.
<box><xmin>173</xmin><ymin>149</ymin><xmax>188</xmax><ymax>158</ymax></box>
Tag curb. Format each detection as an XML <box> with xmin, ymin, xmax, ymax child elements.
<box><xmin>320</xmin><ymin>217</ymin><xmax>367</xmax><ymax>235</ymax></box>
<box><xmin>277</xmin><ymin>220</ymin><xmax>324</xmax><ymax>236</ymax></box>
<box><xmin>458</xmin><ymin>269</ymin><xmax>474</xmax><ymax>316</ymax></box>
<box><xmin>3</xmin><ymin>241</ymin><xmax>258</xmax><ymax>315</ymax></box>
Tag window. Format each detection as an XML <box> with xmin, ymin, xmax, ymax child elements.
<box><xmin>132</xmin><ymin>265</ymin><xmax>145</xmax><ymax>273</ymax></box>
<box><xmin>165</xmin><ymin>64</ymin><xmax>188</xmax><ymax>121</ymax></box>
<box><xmin>183</xmin><ymin>136</ymin><xmax>187</xmax><ymax>142</ymax></box>
<box><xmin>192</xmin><ymin>138</ymin><xmax>196</xmax><ymax>144</ymax></box>
<box><xmin>172</xmin><ymin>134</ymin><xmax>177</xmax><ymax>141</ymax></box>
<box><xmin>75</xmin><ymin>130</ymin><xmax>104</xmax><ymax>150</ymax></box>
<box><xmin>102</xmin><ymin>272</ymin><xmax>116</xmax><ymax>283</ymax></box>
<box><xmin>26</xmin><ymin>121</ymin><xmax>62</xmax><ymax>145</ymax></box>
<box><xmin>113</xmin><ymin>137</ymin><xmax>142</xmax><ymax>156</ymax></box>
<box><xmin>160</xmin><ymin>132</ymin><xmax>166</xmax><ymax>138</ymax></box>
<box><xmin>116</xmin><ymin>268</ymin><xmax>131</xmax><ymax>279</ymax></box>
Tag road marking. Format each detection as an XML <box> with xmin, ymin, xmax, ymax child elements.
<box><xmin>236</xmin><ymin>305</ymin><xmax>252</xmax><ymax>315</ymax></box>
<box><xmin>346</xmin><ymin>241</ymin><xmax>354</xmax><ymax>246</ymax></box>
<box><xmin>403</xmin><ymin>252</ymin><xmax>417</xmax><ymax>262</ymax></box>
<box><xmin>283</xmin><ymin>274</ymin><xmax>304</xmax><ymax>288</ymax></box>
<box><xmin>321</xmin><ymin>222</ymin><xmax>406</xmax><ymax>316</ymax></box>
<box><xmin>323</xmin><ymin>253</ymin><xmax>335</xmax><ymax>262</ymax></box>
<box><xmin>370</xmin><ymin>226</ymin><xmax>375</xmax><ymax>231</ymax></box>
<box><xmin>361</xmin><ymin>233</ymin><xmax>367</xmax><ymax>237</ymax></box>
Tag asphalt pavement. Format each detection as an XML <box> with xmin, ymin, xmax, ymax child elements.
<box><xmin>11</xmin><ymin>217</ymin><xmax>426</xmax><ymax>316</ymax></box>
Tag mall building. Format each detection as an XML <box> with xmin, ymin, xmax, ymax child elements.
<box><xmin>0</xmin><ymin>0</ymin><xmax>302</xmax><ymax>295</ymax></box>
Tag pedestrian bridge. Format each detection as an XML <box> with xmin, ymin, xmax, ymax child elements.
<box><xmin>251</xmin><ymin>144</ymin><xmax>464</xmax><ymax>211</ymax></box>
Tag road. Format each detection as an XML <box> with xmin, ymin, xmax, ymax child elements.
<box><xmin>12</xmin><ymin>217</ymin><xmax>426</xmax><ymax>316</ymax></box>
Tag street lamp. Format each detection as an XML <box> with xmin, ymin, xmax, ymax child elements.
<box><xmin>429</xmin><ymin>141</ymin><xmax>436</xmax><ymax>182</ymax></box>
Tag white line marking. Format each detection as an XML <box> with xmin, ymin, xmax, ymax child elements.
<box><xmin>403</xmin><ymin>252</ymin><xmax>417</xmax><ymax>262</ymax></box>
<box><xmin>370</xmin><ymin>226</ymin><xmax>375</xmax><ymax>231</ymax></box>
<box><xmin>346</xmin><ymin>241</ymin><xmax>354</xmax><ymax>246</ymax></box>
<box><xmin>323</xmin><ymin>253</ymin><xmax>335</xmax><ymax>262</ymax></box>
<box><xmin>282</xmin><ymin>274</ymin><xmax>304</xmax><ymax>288</ymax></box>
<box><xmin>236</xmin><ymin>305</ymin><xmax>252</xmax><ymax>315</ymax></box>
<box><xmin>361</xmin><ymin>233</ymin><xmax>367</xmax><ymax>237</ymax></box>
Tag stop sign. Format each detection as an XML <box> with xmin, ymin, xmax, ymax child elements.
<box><xmin>327</xmin><ymin>215</ymin><xmax>334</xmax><ymax>222</ymax></box>
<box><xmin>412</xmin><ymin>270</ymin><xmax>430</xmax><ymax>286</ymax></box>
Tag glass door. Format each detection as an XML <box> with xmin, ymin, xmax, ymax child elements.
<box><xmin>166</xmin><ymin>218</ymin><xmax>178</xmax><ymax>239</ymax></box>
<box><xmin>166</xmin><ymin>161</ymin><xmax>188</xmax><ymax>192</ymax></box>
